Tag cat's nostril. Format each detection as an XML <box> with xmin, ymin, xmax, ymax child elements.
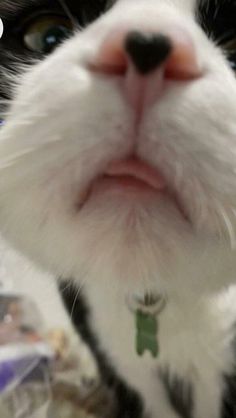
<box><xmin>124</xmin><ymin>31</ymin><xmax>172</xmax><ymax>75</ymax></box>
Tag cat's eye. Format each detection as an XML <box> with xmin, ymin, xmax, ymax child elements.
<box><xmin>23</xmin><ymin>15</ymin><xmax>73</xmax><ymax>54</ymax></box>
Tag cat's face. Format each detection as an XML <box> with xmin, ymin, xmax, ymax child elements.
<box><xmin>0</xmin><ymin>0</ymin><xmax>236</xmax><ymax>294</ymax></box>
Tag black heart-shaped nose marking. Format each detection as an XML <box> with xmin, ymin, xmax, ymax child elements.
<box><xmin>125</xmin><ymin>31</ymin><xmax>172</xmax><ymax>75</ymax></box>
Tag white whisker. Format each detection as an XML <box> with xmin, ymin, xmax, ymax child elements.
<box><xmin>215</xmin><ymin>202</ymin><xmax>236</xmax><ymax>249</ymax></box>
<box><xmin>70</xmin><ymin>281</ymin><xmax>85</xmax><ymax>320</ymax></box>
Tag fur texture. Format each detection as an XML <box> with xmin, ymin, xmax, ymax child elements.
<box><xmin>0</xmin><ymin>0</ymin><xmax>236</xmax><ymax>417</ymax></box>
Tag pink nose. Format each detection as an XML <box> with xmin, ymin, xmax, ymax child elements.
<box><xmin>90</xmin><ymin>30</ymin><xmax>201</xmax><ymax>80</ymax></box>
<box><xmin>89</xmin><ymin>30</ymin><xmax>202</xmax><ymax>112</ymax></box>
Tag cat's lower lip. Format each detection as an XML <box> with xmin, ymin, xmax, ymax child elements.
<box><xmin>104</xmin><ymin>157</ymin><xmax>167</xmax><ymax>191</ymax></box>
<box><xmin>88</xmin><ymin>157</ymin><xmax>168</xmax><ymax>197</ymax></box>
<box><xmin>80</xmin><ymin>157</ymin><xmax>189</xmax><ymax>222</ymax></box>
<box><xmin>91</xmin><ymin>174</ymin><xmax>162</xmax><ymax>194</ymax></box>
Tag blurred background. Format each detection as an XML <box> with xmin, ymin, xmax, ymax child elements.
<box><xmin>0</xmin><ymin>237</ymin><xmax>114</xmax><ymax>418</ymax></box>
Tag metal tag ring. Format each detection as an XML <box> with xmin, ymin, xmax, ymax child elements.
<box><xmin>126</xmin><ymin>293</ymin><xmax>167</xmax><ymax>316</ymax></box>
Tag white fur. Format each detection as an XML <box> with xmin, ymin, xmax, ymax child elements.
<box><xmin>0</xmin><ymin>0</ymin><xmax>236</xmax><ymax>416</ymax></box>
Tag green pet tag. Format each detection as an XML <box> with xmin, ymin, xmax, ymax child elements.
<box><xmin>127</xmin><ymin>293</ymin><xmax>167</xmax><ymax>359</ymax></box>
<box><xmin>136</xmin><ymin>309</ymin><xmax>159</xmax><ymax>358</ymax></box>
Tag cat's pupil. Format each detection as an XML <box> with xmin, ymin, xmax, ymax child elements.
<box><xmin>42</xmin><ymin>25</ymin><xmax>70</xmax><ymax>53</ymax></box>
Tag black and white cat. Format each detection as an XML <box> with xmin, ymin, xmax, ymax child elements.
<box><xmin>0</xmin><ymin>0</ymin><xmax>236</xmax><ymax>417</ymax></box>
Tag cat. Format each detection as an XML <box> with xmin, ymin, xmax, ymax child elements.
<box><xmin>0</xmin><ymin>0</ymin><xmax>236</xmax><ymax>417</ymax></box>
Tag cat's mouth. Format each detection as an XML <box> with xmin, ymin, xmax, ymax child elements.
<box><xmin>103</xmin><ymin>157</ymin><xmax>167</xmax><ymax>192</ymax></box>
<box><xmin>81</xmin><ymin>157</ymin><xmax>189</xmax><ymax>222</ymax></box>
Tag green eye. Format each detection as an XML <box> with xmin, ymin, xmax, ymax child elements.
<box><xmin>23</xmin><ymin>15</ymin><xmax>73</xmax><ymax>53</ymax></box>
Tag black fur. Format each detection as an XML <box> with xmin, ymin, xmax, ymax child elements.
<box><xmin>222</xmin><ymin>373</ymin><xmax>236</xmax><ymax>418</ymax></box>
<box><xmin>159</xmin><ymin>369</ymin><xmax>193</xmax><ymax>418</ymax></box>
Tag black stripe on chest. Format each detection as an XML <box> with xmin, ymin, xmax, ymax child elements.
<box><xmin>159</xmin><ymin>368</ymin><xmax>194</xmax><ymax>418</ymax></box>
<box><xmin>222</xmin><ymin>373</ymin><xmax>236</xmax><ymax>417</ymax></box>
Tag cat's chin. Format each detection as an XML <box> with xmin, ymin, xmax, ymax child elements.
<box><xmin>79</xmin><ymin>176</ymin><xmax>190</xmax><ymax>229</ymax></box>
